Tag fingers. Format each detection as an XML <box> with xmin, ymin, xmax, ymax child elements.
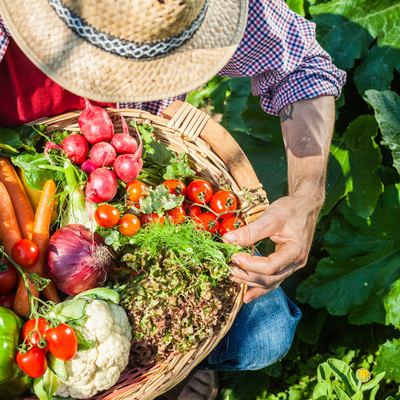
<box><xmin>223</xmin><ymin>210</ymin><xmax>282</xmax><ymax>246</ymax></box>
<box><xmin>244</xmin><ymin>287</ymin><xmax>270</xmax><ymax>304</ymax></box>
<box><xmin>231</xmin><ymin>242</ymin><xmax>301</xmax><ymax>276</ymax></box>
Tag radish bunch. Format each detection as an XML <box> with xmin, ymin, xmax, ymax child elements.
<box><xmin>46</xmin><ymin>99</ymin><xmax>144</xmax><ymax>204</ymax></box>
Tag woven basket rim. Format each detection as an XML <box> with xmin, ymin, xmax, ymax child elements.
<box><xmin>21</xmin><ymin>106</ymin><xmax>268</xmax><ymax>400</ymax></box>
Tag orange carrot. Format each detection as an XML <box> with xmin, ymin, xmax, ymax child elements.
<box><xmin>0</xmin><ymin>157</ymin><xmax>35</xmax><ymax>240</ymax></box>
<box><xmin>0</xmin><ymin>181</ymin><xmax>22</xmax><ymax>256</ymax></box>
<box><xmin>42</xmin><ymin>269</ymin><xmax>60</xmax><ymax>304</ymax></box>
<box><xmin>14</xmin><ymin>179</ymin><xmax>57</xmax><ymax>317</ymax></box>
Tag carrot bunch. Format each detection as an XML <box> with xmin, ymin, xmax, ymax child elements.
<box><xmin>0</xmin><ymin>157</ymin><xmax>60</xmax><ymax>317</ymax></box>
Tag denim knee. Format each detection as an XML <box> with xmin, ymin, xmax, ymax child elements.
<box><xmin>198</xmin><ymin>287</ymin><xmax>301</xmax><ymax>371</ymax></box>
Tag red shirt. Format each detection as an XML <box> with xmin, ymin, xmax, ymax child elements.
<box><xmin>0</xmin><ymin>38</ymin><xmax>114</xmax><ymax>127</ymax></box>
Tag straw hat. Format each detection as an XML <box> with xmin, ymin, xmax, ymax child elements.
<box><xmin>0</xmin><ymin>0</ymin><xmax>248</xmax><ymax>103</ymax></box>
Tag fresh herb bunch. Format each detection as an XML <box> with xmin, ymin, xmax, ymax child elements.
<box><xmin>118</xmin><ymin>221</ymin><xmax>251</xmax><ymax>367</ymax></box>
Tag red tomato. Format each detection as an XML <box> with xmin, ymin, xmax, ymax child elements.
<box><xmin>16</xmin><ymin>347</ymin><xmax>47</xmax><ymax>378</ymax></box>
<box><xmin>94</xmin><ymin>204</ymin><xmax>120</xmax><ymax>228</ymax></box>
<box><xmin>118</xmin><ymin>214</ymin><xmax>141</xmax><ymax>236</ymax></box>
<box><xmin>22</xmin><ymin>318</ymin><xmax>50</xmax><ymax>354</ymax></box>
<box><xmin>163</xmin><ymin>180</ymin><xmax>187</xmax><ymax>196</ymax></box>
<box><xmin>183</xmin><ymin>201</ymin><xmax>201</xmax><ymax>218</ymax></box>
<box><xmin>186</xmin><ymin>180</ymin><xmax>213</xmax><ymax>204</ymax></box>
<box><xmin>195</xmin><ymin>212</ymin><xmax>220</xmax><ymax>234</ymax></box>
<box><xmin>210</xmin><ymin>191</ymin><xmax>238</xmax><ymax>219</ymax></box>
<box><xmin>219</xmin><ymin>216</ymin><xmax>245</xmax><ymax>237</ymax></box>
<box><xmin>167</xmin><ymin>206</ymin><xmax>186</xmax><ymax>224</ymax></box>
<box><xmin>0</xmin><ymin>292</ymin><xmax>15</xmax><ymax>309</ymax></box>
<box><xmin>140</xmin><ymin>212</ymin><xmax>166</xmax><ymax>227</ymax></box>
<box><xmin>46</xmin><ymin>323</ymin><xmax>78</xmax><ymax>361</ymax></box>
<box><xmin>0</xmin><ymin>260</ymin><xmax>17</xmax><ymax>295</ymax></box>
<box><xmin>126</xmin><ymin>180</ymin><xmax>147</xmax><ymax>203</ymax></box>
<box><xmin>12</xmin><ymin>239</ymin><xmax>39</xmax><ymax>269</ymax></box>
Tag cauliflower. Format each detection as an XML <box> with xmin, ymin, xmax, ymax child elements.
<box><xmin>55</xmin><ymin>300</ymin><xmax>132</xmax><ymax>399</ymax></box>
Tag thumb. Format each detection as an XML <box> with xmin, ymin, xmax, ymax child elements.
<box><xmin>223</xmin><ymin>212</ymin><xmax>278</xmax><ymax>246</ymax></box>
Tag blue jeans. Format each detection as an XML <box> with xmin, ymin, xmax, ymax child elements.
<box><xmin>197</xmin><ymin>286</ymin><xmax>301</xmax><ymax>371</ymax></box>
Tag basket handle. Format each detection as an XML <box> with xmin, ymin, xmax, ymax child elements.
<box><xmin>161</xmin><ymin>101</ymin><xmax>261</xmax><ymax>190</ymax></box>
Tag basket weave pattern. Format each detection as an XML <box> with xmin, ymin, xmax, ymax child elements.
<box><xmin>21</xmin><ymin>102</ymin><xmax>269</xmax><ymax>400</ymax></box>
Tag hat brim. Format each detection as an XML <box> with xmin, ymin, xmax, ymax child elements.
<box><xmin>0</xmin><ymin>0</ymin><xmax>248</xmax><ymax>103</ymax></box>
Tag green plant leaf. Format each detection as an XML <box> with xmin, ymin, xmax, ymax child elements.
<box><xmin>0</xmin><ymin>127</ymin><xmax>23</xmax><ymax>155</ymax></box>
<box><xmin>322</xmin><ymin>139</ymin><xmax>352</xmax><ymax>216</ymax></box>
<box><xmin>373</xmin><ymin>339</ymin><xmax>400</xmax><ymax>382</ymax></box>
<box><xmin>47</xmin><ymin>354</ymin><xmax>67</xmax><ymax>382</ymax></box>
<box><xmin>286</xmin><ymin>0</ymin><xmax>305</xmax><ymax>16</ymax></box>
<box><xmin>230</xmin><ymin>130</ymin><xmax>287</xmax><ymax>203</ymax></box>
<box><xmin>384</xmin><ymin>279</ymin><xmax>400</xmax><ymax>327</ymax></box>
<box><xmin>369</xmin><ymin>384</ymin><xmax>380</xmax><ymax>400</ymax></box>
<box><xmin>364</xmin><ymin>90</ymin><xmax>400</xmax><ymax>175</ymax></box>
<box><xmin>296</xmin><ymin>305</ymin><xmax>328</xmax><ymax>345</ymax></box>
<box><xmin>43</xmin><ymin>369</ymin><xmax>61</xmax><ymax>399</ymax></box>
<box><xmin>241</xmin><ymin>94</ymin><xmax>282</xmax><ymax>142</ymax></box>
<box><xmin>297</xmin><ymin>185</ymin><xmax>400</xmax><ymax>324</ymax></box>
<box><xmin>327</xmin><ymin>358</ymin><xmax>358</xmax><ymax>394</ymax></box>
<box><xmin>312</xmin><ymin>381</ymin><xmax>330</xmax><ymax>400</ymax></box>
<box><xmin>310</xmin><ymin>0</ymin><xmax>400</xmax><ymax>93</ymax></box>
<box><xmin>223</xmin><ymin>77</ymin><xmax>252</xmax><ymax>133</ymax></box>
<box><xmin>343</xmin><ymin>115</ymin><xmax>383</xmax><ymax>218</ymax></box>
<box><xmin>361</xmin><ymin>372</ymin><xmax>385</xmax><ymax>392</ymax></box>
<box><xmin>334</xmin><ymin>385</ymin><xmax>352</xmax><ymax>400</ymax></box>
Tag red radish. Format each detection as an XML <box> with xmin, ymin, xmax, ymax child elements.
<box><xmin>90</xmin><ymin>142</ymin><xmax>117</xmax><ymax>166</ymax></box>
<box><xmin>78</xmin><ymin>99</ymin><xmax>114</xmax><ymax>144</ymax></box>
<box><xmin>81</xmin><ymin>159</ymin><xmax>99</xmax><ymax>175</ymax></box>
<box><xmin>86</xmin><ymin>168</ymin><xmax>117</xmax><ymax>203</ymax></box>
<box><xmin>113</xmin><ymin>125</ymin><xmax>143</xmax><ymax>183</ymax></box>
<box><xmin>111</xmin><ymin>133</ymin><xmax>138</xmax><ymax>154</ymax></box>
<box><xmin>114</xmin><ymin>155</ymin><xmax>143</xmax><ymax>183</ymax></box>
<box><xmin>61</xmin><ymin>134</ymin><xmax>89</xmax><ymax>164</ymax></box>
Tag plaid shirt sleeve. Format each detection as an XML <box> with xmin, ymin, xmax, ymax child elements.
<box><xmin>0</xmin><ymin>15</ymin><xmax>10</xmax><ymax>63</ymax></box>
<box><xmin>218</xmin><ymin>0</ymin><xmax>346</xmax><ymax>116</ymax></box>
<box><xmin>1</xmin><ymin>0</ymin><xmax>345</xmax><ymax>117</ymax></box>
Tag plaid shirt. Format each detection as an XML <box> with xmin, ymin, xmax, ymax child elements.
<box><xmin>0</xmin><ymin>0</ymin><xmax>345</xmax><ymax>117</ymax></box>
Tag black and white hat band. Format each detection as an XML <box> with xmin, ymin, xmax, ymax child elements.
<box><xmin>48</xmin><ymin>0</ymin><xmax>210</xmax><ymax>61</ymax></box>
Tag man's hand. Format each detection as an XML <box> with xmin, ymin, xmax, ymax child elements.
<box><xmin>225</xmin><ymin>96</ymin><xmax>336</xmax><ymax>303</ymax></box>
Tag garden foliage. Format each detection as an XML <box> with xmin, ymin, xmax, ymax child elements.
<box><xmin>187</xmin><ymin>0</ymin><xmax>400</xmax><ymax>398</ymax></box>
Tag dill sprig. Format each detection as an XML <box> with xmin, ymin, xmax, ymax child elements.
<box><xmin>125</xmin><ymin>219</ymin><xmax>251</xmax><ymax>270</ymax></box>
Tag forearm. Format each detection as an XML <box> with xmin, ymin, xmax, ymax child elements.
<box><xmin>280</xmin><ymin>96</ymin><xmax>335</xmax><ymax>208</ymax></box>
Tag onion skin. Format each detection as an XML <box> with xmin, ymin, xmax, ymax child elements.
<box><xmin>45</xmin><ymin>224</ymin><xmax>113</xmax><ymax>295</ymax></box>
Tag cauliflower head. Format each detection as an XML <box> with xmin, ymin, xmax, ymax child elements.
<box><xmin>55</xmin><ymin>300</ymin><xmax>132</xmax><ymax>399</ymax></box>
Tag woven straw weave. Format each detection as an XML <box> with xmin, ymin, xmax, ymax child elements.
<box><xmin>0</xmin><ymin>0</ymin><xmax>248</xmax><ymax>102</ymax></box>
<box><xmin>20</xmin><ymin>102</ymin><xmax>268</xmax><ymax>400</ymax></box>
<box><xmin>63</xmin><ymin>0</ymin><xmax>206</xmax><ymax>42</ymax></box>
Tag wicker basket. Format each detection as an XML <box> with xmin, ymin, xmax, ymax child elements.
<box><xmin>22</xmin><ymin>100</ymin><xmax>269</xmax><ymax>400</ymax></box>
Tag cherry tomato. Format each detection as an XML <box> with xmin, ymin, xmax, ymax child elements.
<box><xmin>163</xmin><ymin>180</ymin><xmax>187</xmax><ymax>196</ymax></box>
<box><xmin>0</xmin><ymin>260</ymin><xmax>17</xmax><ymax>295</ymax></box>
<box><xmin>186</xmin><ymin>180</ymin><xmax>213</xmax><ymax>204</ymax></box>
<box><xmin>118</xmin><ymin>214</ymin><xmax>141</xmax><ymax>236</ymax></box>
<box><xmin>16</xmin><ymin>347</ymin><xmax>47</xmax><ymax>378</ymax></box>
<box><xmin>94</xmin><ymin>204</ymin><xmax>120</xmax><ymax>228</ymax></box>
<box><xmin>12</xmin><ymin>239</ymin><xmax>39</xmax><ymax>269</ymax></box>
<box><xmin>195</xmin><ymin>212</ymin><xmax>220</xmax><ymax>234</ymax></box>
<box><xmin>46</xmin><ymin>323</ymin><xmax>78</xmax><ymax>361</ymax></box>
<box><xmin>183</xmin><ymin>201</ymin><xmax>201</xmax><ymax>218</ymax></box>
<box><xmin>167</xmin><ymin>206</ymin><xmax>186</xmax><ymax>224</ymax></box>
<box><xmin>0</xmin><ymin>292</ymin><xmax>15</xmax><ymax>309</ymax></box>
<box><xmin>210</xmin><ymin>190</ymin><xmax>238</xmax><ymax>219</ymax></box>
<box><xmin>22</xmin><ymin>318</ymin><xmax>50</xmax><ymax>354</ymax></box>
<box><xmin>126</xmin><ymin>180</ymin><xmax>147</xmax><ymax>203</ymax></box>
<box><xmin>139</xmin><ymin>212</ymin><xmax>166</xmax><ymax>227</ymax></box>
<box><xmin>219</xmin><ymin>216</ymin><xmax>245</xmax><ymax>237</ymax></box>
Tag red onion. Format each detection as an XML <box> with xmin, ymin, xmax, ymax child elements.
<box><xmin>45</xmin><ymin>224</ymin><xmax>113</xmax><ymax>295</ymax></box>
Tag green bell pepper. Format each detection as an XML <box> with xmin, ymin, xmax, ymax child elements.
<box><xmin>0</xmin><ymin>306</ymin><xmax>33</xmax><ymax>399</ymax></box>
